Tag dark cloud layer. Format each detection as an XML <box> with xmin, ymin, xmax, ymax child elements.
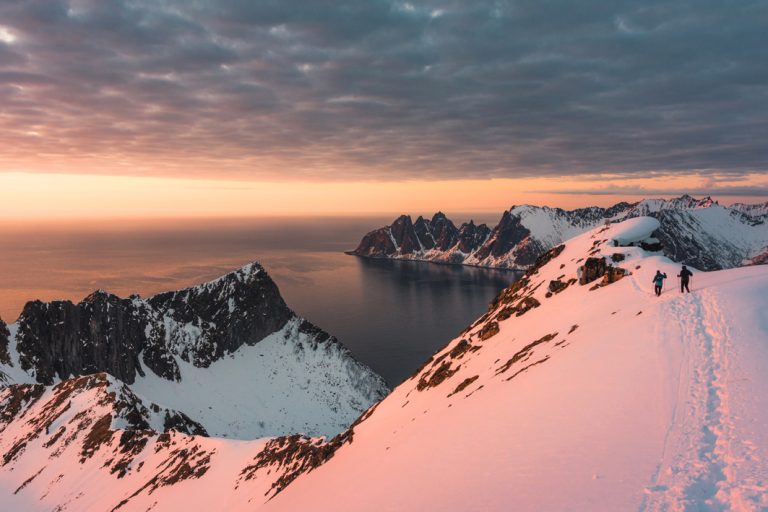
<box><xmin>538</xmin><ymin>186</ymin><xmax>768</xmax><ymax>197</ymax></box>
<box><xmin>0</xmin><ymin>0</ymin><xmax>766</xmax><ymax>179</ymax></box>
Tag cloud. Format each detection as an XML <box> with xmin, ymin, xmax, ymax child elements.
<box><xmin>535</xmin><ymin>186</ymin><xmax>768</xmax><ymax>197</ymax></box>
<box><xmin>0</xmin><ymin>0</ymin><xmax>766</xmax><ymax>180</ymax></box>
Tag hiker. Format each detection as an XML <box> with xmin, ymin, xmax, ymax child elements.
<box><xmin>678</xmin><ymin>265</ymin><xmax>693</xmax><ymax>293</ymax></box>
<box><xmin>652</xmin><ymin>270</ymin><xmax>667</xmax><ymax>296</ymax></box>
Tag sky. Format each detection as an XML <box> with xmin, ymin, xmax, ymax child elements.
<box><xmin>0</xmin><ymin>0</ymin><xmax>766</xmax><ymax>217</ymax></box>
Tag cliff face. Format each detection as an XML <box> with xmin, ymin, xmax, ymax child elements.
<box><xmin>350</xmin><ymin>196</ymin><xmax>768</xmax><ymax>271</ymax></box>
<box><xmin>16</xmin><ymin>294</ymin><xmax>162</xmax><ymax>385</ymax></box>
<box><xmin>1</xmin><ymin>262</ymin><xmax>389</xmax><ymax>440</ymax></box>
<box><xmin>13</xmin><ymin>264</ymin><xmax>292</xmax><ymax>385</ymax></box>
<box><xmin>350</xmin><ymin>212</ymin><xmax>491</xmax><ymax>262</ymax></box>
<box><xmin>0</xmin><ymin>318</ymin><xmax>10</xmax><ymax>367</ymax></box>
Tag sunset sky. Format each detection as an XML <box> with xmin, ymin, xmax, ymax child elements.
<box><xmin>1</xmin><ymin>0</ymin><xmax>766</xmax><ymax>217</ymax></box>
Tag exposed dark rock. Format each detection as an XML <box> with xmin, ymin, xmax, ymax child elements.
<box><xmin>350</xmin><ymin>211</ymin><xmax>490</xmax><ymax>262</ymax></box>
<box><xmin>610</xmin><ymin>253</ymin><xmax>625</xmax><ymax>262</ymax></box>
<box><xmin>473</xmin><ymin>210</ymin><xmax>531</xmax><ymax>261</ymax></box>
<box><xmin>504</xmin><ymin>356</ymin><xmax>551</xmax><ymax>382</ymax></box>
<box><xmin>496</xmin><ymin>296</ymin><xmax>541</xmax><ymax>320</ymax></box>
<box><xmin>639</xmin><ymin>239</ymin><xmax>663</xmax><ymax>252</ymax></box>
<box><xmin>148</xmin><ymin>263</ymin><xmax>292</xmax><ymax>368</ymax></box>
<box><xmin>241</xmin><ymin>435</ymin><xmax>338</xmax><ymax>497</ymax></box>
<box><xmin>449</xmin><ymin>375</ymin><xmax>479</xmax><ymax>396</ymax></box>
<box><xmin>496</xmin><ymin>332</ymin><xmax>558</xmax><ymax>375</ymax></box>
<box><xmin>416</xmin><ymin>361</ymin><xmax>459</xmax><ymax>391</ymax></box>
<box><xmin>0</xmin><ymin>383</ymin><xmax>45</xmax><ymax>426</ymax></box>
<box><xmin>579</xmin><ymin>257</ymin><xmax>607</xmax><ymax>285</ymax></box>
<box><xmin>113</xmin><ymin>439</ymin><xmax>215</xmax><ymax>509</ymax></box>
<box><xmin>0</xmin><ymin>317</ymin><xmax>10</xmax><ymax>366</ymax></box>
<box><xmin>430</xmin><ymin>212</ymin><xmax>460</xmax><ymax>251</ymax></box>
<box><xmin>80</xmin><ymin>414</ymin><xmax>114</xmax><ymax>462</ymax></box>
<box><xmin>16</xmin><ymin>294</ymin><xmax>158</xmax><ymax>385</ymax></box>
<box><xmin>456</xmin><ymin>221</ymin><xmax>491</xmax><ymax>254</ymax></box>
<box><xmin>478</xmin><ymin>321</ymin><xmax>500</xmax><ymax>341</ymax></box>
<box><xmin>548</xmin><ymin>280</ymin><xmax>569</xmax><ymax>295</ymax></box>
<box><xmin>389</xmin><ymin>215</ymin><xmax>422</xmax><ymax>254</ymax></box>
<box><xmin>413</xmin><ymin>216</ymin><xmax>436</xmax><ymax>251</ymax></box>
<box><xmin>601</xmin><ymin>266</ymin><xmax>627</xmax><ymax>285</ymax></box>
<box><xmin>10</xmin><ymin>263</ymin><xmax>294</xmax><ymax>385</ymax></box>
<box><xmin>526</xmin><ymin>245</ymin><xmax>566</xmax><ymax>276</ymax></box>
<box><xmin>350</xmin><ymin>227</ymin><xmax>397</xmax><ymax>257</ymax></box>
<box><xmin>449</xmin><ymin>339</ymin><xmax>472</xmax><ymax>359</ymax></box>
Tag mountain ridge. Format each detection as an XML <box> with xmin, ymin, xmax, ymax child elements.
<box><xmin>0</xmin><ymin>262</ymin><xmax>389</xmax><ymax>440</ymax></box>
<box><xmin>350</xmin><ymin>195</ymin><xmax>768</xmax><ymax>271</ymax></box>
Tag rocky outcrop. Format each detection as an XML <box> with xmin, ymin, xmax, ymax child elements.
<box><xmin>0</xmin><ymin>317</ymin><xmax>10</xmax><ymax>366</ymax></box>
<box><xmin>350</xmin><ymin>196</ymin><xmax>768</xmax><ymax>271</ymax></box>
<box><xmin>7</xmin><ymin>263</ymin><xmax>342</xmax><ymax>387</ymax></box>
<box><xmin>148</xmin><ymin>263</ymin><xmax>292</xmax><ymax>368</ymax></box>
<box><xmin>15</xmin><ymin>293</ymin><xmax>167</xmax><ymax>385</ymax></box>
<box><xmin>579</xmin><ymin>258</ymin><xmax>607</xmax><ymax>285</ymax></box>
<box><xmin>349</xmin><ymin>212</ymin><xmax>491</xmax><ymax>263</ymax></box>
<box><xmin>472</xmin><ymin>211</ymin><xmax>531</xmax><ymax>262</ymax></box>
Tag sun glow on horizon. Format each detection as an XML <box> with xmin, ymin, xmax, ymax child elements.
<box><xmin>0</xmin><ymin>171</ymin><xmax>765</xmax><ymax>221</ymax></box>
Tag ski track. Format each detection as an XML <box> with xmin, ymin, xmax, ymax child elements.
<box><xmin>641</xmin><ymin>287</ymin><xmax>764</xmax><ymax>511</ymax></box>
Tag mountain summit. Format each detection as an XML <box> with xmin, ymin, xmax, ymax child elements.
<box><xmin>0</xmin><ymin>263</ymin><xmax>388</xmax><ymax>440</ymax></box>
<box><xmin>350</xmin><ymin>196</ymin><xmax>768</xmax><ymax>271</ymax></box>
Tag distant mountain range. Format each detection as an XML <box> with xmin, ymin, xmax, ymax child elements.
<box><xmin>349</xmin><ymin>195</ymin><xmax>768</xmax><ymax>271</ymax></box>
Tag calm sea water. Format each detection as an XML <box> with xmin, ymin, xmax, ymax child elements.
<box><xmin>0</xmin><ymin>217</ymin><xmax>515</xmax><ymax>385</ymax></box>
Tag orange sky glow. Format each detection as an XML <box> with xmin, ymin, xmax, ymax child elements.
<box><xmin>1</xmin><ymin>171</ymin><xmax>765</xmax><ymax>221</ymax></box>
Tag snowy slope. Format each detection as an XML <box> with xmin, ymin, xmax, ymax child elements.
<box><xmin>731</xmin><ymin>201</ymin><xmax>768</xmax><ymax>219</ymax></box>
<box><xmin>1</xmin><ymin>218</ymin><xmax>766</xmax><ymax>511</ymax></box>
<box><xmin>0</xmin><ymin>374</ymin><xmax>282</xmax><ymax>511</ymax></box>
<box><xmin>0</xmin><ymin>263</ymin><xmax>388</xmax><ymax>439</ymax></box>
<box><xmin>129</xmin><ymin>318</ymin><xmax>386</xmax><ymax>439</ymax></box>
<box><xmin>268</xmin><ymin>217</ymin><xmax>768</xmax><ymax>511</ymax></box>
<box><xmin>351</xmin><ymin>196</ymin><xmax>768</xmax><ymax>271</ymax></box>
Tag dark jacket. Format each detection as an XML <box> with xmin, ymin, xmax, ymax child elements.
<box><xmin>678</xmin><ymin>268</ymin><xmax>693</xmax><ymax>282</ymax></box>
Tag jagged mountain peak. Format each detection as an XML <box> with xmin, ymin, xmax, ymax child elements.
<box><xmin>82</xmin><ymin>288</ymin><xmax>117</xmax><ymax>302</ymax></box>
<box><xmin>351</xmin><ymin>197</ymin><xmax>767</xmax><ymax>272</ymax></box>
<box><xmin>1</xmin><ymin>262</ymin><xmax>389</xmax><ymax>440</ymax></box>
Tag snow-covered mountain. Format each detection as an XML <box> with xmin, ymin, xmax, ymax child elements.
<box><xmin>1</xmin><ymin>217</ymin><xmax>766</xmax><ymax>511</ymax></box>
<box><xmin>0</xmin><ymin>263</ymin><xmax>388</xmax><ymax>440</ymax></box>
<box><xmin>731</xmin><ymin>201</ymin><xmax>768</xmax><ymax>219</ymax></box>
<box><xmin>350</xmin><ymin>195</ymin><xmax>768</xmax><ymax>271</ymax></box>
<box><xmin>267</xmin><ymin>217</ymin><xmax>768</xmax><ymax>511</ymax></box>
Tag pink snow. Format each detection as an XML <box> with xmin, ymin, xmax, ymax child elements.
<box><xmin>266</xmin><ymin>218</ymin><xmax>768</xmax><ymax>512</ymax></box>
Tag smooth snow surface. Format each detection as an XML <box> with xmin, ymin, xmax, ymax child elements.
<box><xmin>611</xmin><ymin>216</ymin><xmax>660</xmax><ymax>245</ymax></box>
<box><xmin>131</xmin><ymin>318</ymin><xmax>382</xmax><ymax>439</ymax></box>
<box><xmin>267</xmin><ymin>218</ymin><xmax>768</xmax><ymax>512</ymax></box>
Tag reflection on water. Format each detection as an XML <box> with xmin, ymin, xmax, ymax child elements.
<box><xmin>0</xmin><ymin>217</ymin><xmax>516</xmax><ymax>385</ymax></box>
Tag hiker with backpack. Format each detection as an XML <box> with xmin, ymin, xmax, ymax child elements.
<box><xmin>653</xmin><ymin>270</ymin><xmax>667</xmax><ymax>296</ymax></box>
<box><xmin>678</xmin><ymin>265</ymin><xmax>693</xmax><ymax>293</ymax></box>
